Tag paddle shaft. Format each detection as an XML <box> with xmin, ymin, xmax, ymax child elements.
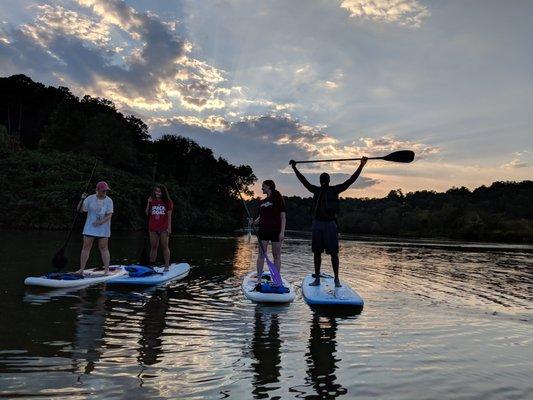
<box><xmin>293</xmin><ymin>150</ymin><xmax>415</xmax><ymax>164</ymax></box>
<box><xmin>235</xmin><ymin>186</ymin><xmax>272</xmax><ymax>261</ymax></box>
<box><xmin>63</xmin><ymin>159</ymin><xmax>98</xmax><ymax>246</ymax></box>
<box><xmin>295</xmin><ymin>156</ymin><xmax>382</xmax><ymax>164</ymax></box>
<box><xmin>140</xmin><ymin>161</ymin><xmax>158</xmax><ymax>266</ymax></box>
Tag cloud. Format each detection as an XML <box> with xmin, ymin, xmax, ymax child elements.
<box><xmin>1</xmin><ymin>0</ymin><xmax>231</xmax><ymax>112</ymax></box>
<box><xmin>22</xmin><ymin>4</ymin><xmax>110</xmax><ymax>48</ymax></box>
<box><xmin>152</xmin><ymin>112</ymin><xmax>437</xmax><ymax>183</ymax></box>
<box><xmin>340</xmin><ymin>0</ymin><xmax>430</xmax><ymax>28</ymax></box>
<box><xmin>149</xmin><ymin>115</ymin><xmax>230</xmax><ymax>131</ymax></box>
<box><xmin>502</xmin><ymin>151</ymin><xmax>531</xmax><ymax>169</ymax></box>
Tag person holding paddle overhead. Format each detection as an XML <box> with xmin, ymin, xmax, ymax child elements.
<box><xmin>252</xmin><ymin>180</ymin><xmax>286</xmax><ymax>284</ymax></box>
<box><xmin>289</xmin><ymin>158</ymin><xmax>367</xmax><ymax>287</ymax></box>
<box><xmin>76</xmin><ymin>181</ymin><xmax>114</xmax><ymax>274</ymax></box>
<box><xmin>145</xmin><ymin>184</ymin><xmax>173</xmax><ymax>272</ymax></box>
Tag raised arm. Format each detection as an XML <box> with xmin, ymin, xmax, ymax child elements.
<box><xmin>289</xmin><ymin>160</ymin><xmax>318</xmax><ymax>193</ymax></box>
<box><xmin>336</xmin><ymin>157</ymin><xmax>368</xmax><ymax>193</ymax></box>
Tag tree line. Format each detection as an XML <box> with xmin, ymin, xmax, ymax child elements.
<box><xmin>0</xmin><ymin>74</ymin><xmax>255</xmax><ymax>232</ymax></box>
<box><xmin>1</xmin><ymin>74</ymin><xmax>531</xmax><ymax>242</ymax></box>
<box><xmin>246</xmin><ymin>182</ymin><xmax>533</xmax><ymax>243</ymax></box>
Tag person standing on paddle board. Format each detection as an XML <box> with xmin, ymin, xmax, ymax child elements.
<box><xmin>76</xmin><ymin>181</ymin><xmax>114</xmax><ymax>274</ymax></box>
<box><xmin>252</xmin><ymin>180</ymin><xmax>286</xmax><ymax>284</ymax></box>
<box><xmin>289</xmin><ymin>158</ymin><xmax>367</xmax><ymax>287</ymax></box>
<box><xmin>145</xmin><ymin>184</ymin><xmax>173</xmax><ymax>272</ymax></box>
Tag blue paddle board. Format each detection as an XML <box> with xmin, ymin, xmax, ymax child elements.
<box><xmin>107</xmin><ymin>263</ymin><xmax>190</xmax><ymax>286</ymax></box>
<box><xmin>302</xmin><ymin>273</ymin><xmax>364</xmax><ymax>308</ymax></box>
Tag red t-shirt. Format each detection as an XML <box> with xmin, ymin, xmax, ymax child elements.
<box><xmin>258</xmin><ymin>194</ymin><xmax>286</xmax><ymax>232</ymax></box>
<box><xmin>148</xmin><ymin>199</ymin><xmax>173</xmax><ymax>232</ymax></box>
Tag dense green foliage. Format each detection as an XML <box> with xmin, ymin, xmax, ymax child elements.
<box><xmin>0</xmin><ymin>75</ymin><xmax>255</xmax><ymax>232</ymax></box>
<box><xmin>248</xmin><ymin>182</ymin><xmax>533</xmax><ymax>243</ymax></box>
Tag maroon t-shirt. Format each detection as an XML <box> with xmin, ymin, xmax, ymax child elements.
<box><xmin>258</xmin><ymin>195</ymin><xmax>286</xmax><ymax>232</ymax></box>
<box><xmin>148</xmin><ymin>199</ymin><xmax>173</xmax><ymax>232</ymax></box>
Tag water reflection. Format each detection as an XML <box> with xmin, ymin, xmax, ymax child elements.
<box><xmin>71</xmin><ymin>288</ymin><xmax>107</xmax><ymax>376</ymax></box>
<box><xmin>250</xmin><ymin>305</ymin><xmax>284</xmax><ymax>399</ymax></box>
<box><xmin>305</xmin><ymin>313</ymin><xmax>347</xmax><ymax>399</ymax></box>
<box><xmin>2</xmin><ymin>233</ymin><xmax>532</xmax><ymax>399</ymax></box>
<box><xmin>137</xmin><ymin>288</ymin><xmax>169</xmax><ymax>367</ymax></box>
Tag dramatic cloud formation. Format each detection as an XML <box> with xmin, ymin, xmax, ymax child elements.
<box><xmin>340</xmin><ymin>0</ymin><xmax>430</xmax><ymax>27</ymax></box>
<box><xmin>1</xmin><ymin>0</ymin><xmax>231</xmax><ymax>111</ymax></box>
<box><xmin>1</xmin><ymin>0</ymin><xmax>531</xmax><ymax>197</ymax></box>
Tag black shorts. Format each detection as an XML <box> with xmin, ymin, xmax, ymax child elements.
<box><xmin>258</xmin><ymin>230</ymin><xmax>281</xmax><ymax>242</ymax></box>
<box><xmin>311</xmin><ymin>220</ymin><xmax>339</xmax><ymax>254</ymax></box>
<box><xmin>83</xmin><ymin>234</ymin><xmax>106</xmax><ymax>240</ymax></box>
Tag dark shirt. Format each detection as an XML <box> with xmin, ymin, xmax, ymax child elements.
<box><xmin>259</xmin><ymin>195</ymin><xmax>286</xmax><ymax>232</ymax></box>
<box><xmin>314</xmin><ymin>187</ymin><xmax>339</xmax><ymax>221</ymax></box>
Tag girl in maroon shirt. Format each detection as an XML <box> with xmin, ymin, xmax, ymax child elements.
<box><xmin>145</xmin><ymin>184</ymin><xmax>173</xmax><ymax>271</ymax></box>
<box><xmin>252</xmin><ymin>180</ymin><xmax>286</xmax><ymax>283</ymax></box>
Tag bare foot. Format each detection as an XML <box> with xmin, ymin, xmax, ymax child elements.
<box><xmin>104</xmin><ymin>268</ymin><xmax>110</xmax><ymax>275</ymax></box>
<box><xmin>309</xmin><ymin>279</ymin><xmax>320</xmax><ymax>286</ymax></box>
<box><xmin>75</xmin><ymin>269</ymin><xmax>84</xmax><ymax>275</ymax></box>
<box><xmin>163</xmin><ymin>267</ymin><xmax>169</xmax><ymax>272</ymax></box>
<box><xmin>334</xmin><ymin>279</ymin><xmax>342</xmax><ymax>288</ymax></box>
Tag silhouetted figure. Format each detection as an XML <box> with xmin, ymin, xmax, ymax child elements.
<box><xmin>290</xmin><ymin>158</ymin><xmax>367</xmax><ymax>287</ymax></box>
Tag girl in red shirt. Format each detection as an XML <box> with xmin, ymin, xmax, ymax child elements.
<box><xmin>145</xmin><ymin>184</ymin><xmax>173</xmax><ymax>271</ymax></box>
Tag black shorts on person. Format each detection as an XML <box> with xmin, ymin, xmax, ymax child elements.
<box><xmin>311</xmin><ymin>220</ymin><xmax>339</xmax><ymax>254</ymax></box>
<box><xmin>258</xmin><ymin>230</ymin><xmax>281</xmax><ymax>242</ymax></box>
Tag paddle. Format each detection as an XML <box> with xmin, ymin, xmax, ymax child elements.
<box><xmin>51</xmin><ymin>159</ymin><xmax>98</xmax><ymax>270</ymax></box>
<box><xmin>234</xmin><ymin>183</ymin><xmax>283</xmax><ymax>287</ymax></box>
<box><xmin>139</xmin><ymin>161</ymin><xmax>158</xmax><ymax>266</ymax></box>
<box><xmin>292</xmin><ymin>150</ymin><xmax>415</xmax><ymax>164</ymax></box>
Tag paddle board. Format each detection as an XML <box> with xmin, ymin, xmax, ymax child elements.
<box><xmin>302</xmin><ymin>273</ymin><xmax>364</xmax><ymax>308</ymax></box>
<box><xmin>107</xmin><ymin>263</ymin><xmax>190</xmax><ymax>286</ymax></box>
<box><xmin>24</xmin><ymin>266</ymin><xmax>126</xmax><ymax>288</ymax></box>
<box><xmin>242</xmin><ymin>271</ymin><xmax>295</xmax><ymax>303</ymax></box>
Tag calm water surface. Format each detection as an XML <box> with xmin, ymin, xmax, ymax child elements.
<box><xmin>0</xmin><ymin>230</ymin><xmax>532</xmax><ymax>399</ymax></box>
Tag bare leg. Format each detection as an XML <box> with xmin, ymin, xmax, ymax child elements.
<box><xmin>98</xmin><ymin>237</ymin><xmax>110</xmax><ymax>274</ymax></box>
<box><xmin>310</xmin><ymin>252</ymin><xmax>322</xmax><ymax>286</ymax></box>
<box><xmin>160</xmin><ymin>232</ymin><xmax>170</xmax><ymax>271</ymax></box>
<box><xmin>78</xmin><ymin>236</ymin><xmax>94</xmax><ymax>273</ymax></box>
<box><xmin>149</xmin><ymin>232</ymin><xmax>159</xmax><ymax>265</ymax></box>
<box><xmin>256</xmin><ymin>240</ymin><xmax>269</xmax><ymax>283</ymax></box>
<box><xmin>271</xmin><ymin>241</ymin><xmax>282</xmax><ymax>274</ymax></box>
<box><xmin>331</xmin><ymin>253</ymin><xmax>341</xmax><ymax>287</ymax></box>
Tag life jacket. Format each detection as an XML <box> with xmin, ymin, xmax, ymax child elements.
<box><xmin>310</xmin><ymin>186</ymin><xmax>340</xmax><ymax>216</ymax></box>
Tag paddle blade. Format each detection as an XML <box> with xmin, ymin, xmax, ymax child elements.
<box><xmin>52</xmin><ymin>247</ymin><xmax>68</xmax><ymax>270</ymax></box>
<box><xmin>382</xmin><ymin>150</ymin><xmax>415</xmax><ymax>163</ymax></box>
<box><xmin>265</xmin><ymin>257</ymin><xmax>283</xmax><ymax>286</ymax></box>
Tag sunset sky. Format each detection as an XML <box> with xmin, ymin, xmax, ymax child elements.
<box><xmin>1</xmin><ymin>0</ymin><xmax>532</xmax><ymax>197</ymax></box>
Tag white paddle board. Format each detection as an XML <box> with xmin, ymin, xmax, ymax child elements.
<box><xmin>24</xmin><ymin>266</ymin><xmax>126</xmax><ymax>288</ymax></box>
<box><xmin>242</xmin><ymin>271</ymin><xmax>295</xmax><ymax>303</ymax></box>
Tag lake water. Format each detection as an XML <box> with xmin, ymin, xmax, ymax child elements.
<box><xmin>0</xmin><ymin>230</ymin><xmax>532</xmax><ymax>399</ymax></box>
